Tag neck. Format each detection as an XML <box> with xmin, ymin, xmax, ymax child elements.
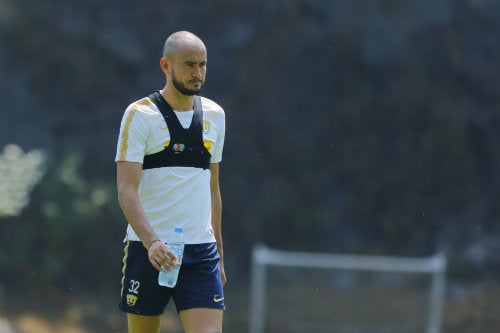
<box><xmin>160</xmin><ymin>87</ymin><xmax>194</xmax><ymax>111</ymax></box>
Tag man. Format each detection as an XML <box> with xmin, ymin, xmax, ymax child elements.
<box><xmin>115</xmin><ymin>31</ymin><xmax>226</xmax><ymax>333</ymax></box>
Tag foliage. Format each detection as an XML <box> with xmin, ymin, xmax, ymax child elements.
<box><xmin>0</xmin><ymin>151</ymin><xmax>124</xmax><ymax>290</ymax></box>
<box><xmin>0</xmin><ymin>144</ymin><xmax>46</xmax><ymax>217</ymax></box>
<box><xmin>0</xmin><ymin>0</ymin><xmax>499</xmax><ymax>290</ymax></box>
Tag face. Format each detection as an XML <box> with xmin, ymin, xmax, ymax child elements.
<box><xmin>169</xmin><ymin>47</ymin><xmax>207</xmax><ymax>96</ymax></box>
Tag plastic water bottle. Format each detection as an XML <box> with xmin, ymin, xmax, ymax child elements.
<box><xmin>158</xmin><ymin>227</ymin><xmax>185</xmax><ymax>288</ymax></box>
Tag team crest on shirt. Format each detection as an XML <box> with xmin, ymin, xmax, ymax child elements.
<box><xmin>172</xmin><ymin>143</ymin><xmax>185</xmax><ymax>153</ymax></box>
<box><xmin>203</xmin><ymin>120</ymin><xmax>210</xmax><ymax>133</ymax></box>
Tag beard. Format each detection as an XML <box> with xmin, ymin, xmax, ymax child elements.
<box><xmin>172</xmin><ymin>70</ymin><xmax>204</xmax><ymax>96</ymax></box>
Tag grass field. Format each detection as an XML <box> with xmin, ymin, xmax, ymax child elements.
<box><xmin>0</xmin><ymin>278</ymin><xmax>499</xmax><ymax>333</ymax></box>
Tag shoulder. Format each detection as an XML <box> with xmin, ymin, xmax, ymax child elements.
<box><xmin>200</xmin><ymin>96</ymin><xmax>224</xmax><ymax>114</ymax></box>
<box><xmin>125</xmin><ymin>96</ymin><xmax>159</xmax><ymax>117</ymax></box>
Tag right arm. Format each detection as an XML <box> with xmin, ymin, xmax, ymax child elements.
<box><xmin>117</xmin><ymin>161</ymin><xmax>176</xmax><ymax>271</ymax></box>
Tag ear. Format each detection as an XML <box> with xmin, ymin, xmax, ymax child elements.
<box><xmin>160</xmin><ymin>57</ymin><xmax>170</xmax><ymax>75</ymax></box>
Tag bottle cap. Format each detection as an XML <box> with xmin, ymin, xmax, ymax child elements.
<box><xmin>174</xmin><ymin>226</ymin><xmax>183</xmax><ymax>233</ymax></box>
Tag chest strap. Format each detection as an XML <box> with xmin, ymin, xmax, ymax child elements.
<box><xmin>142</xmin><ymin>91</ymin><xmax>211</xmax><ymax>170</ymax></box>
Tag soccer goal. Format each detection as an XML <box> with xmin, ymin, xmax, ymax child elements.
<box><xmin>249</xmin><ymin>244</ymin><xmax>446</xmax><ymax>333</ymax></box>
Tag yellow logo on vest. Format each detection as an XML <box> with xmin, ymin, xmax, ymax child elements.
<box><xmin>127</xmin><ymin>294</ymin><xmax>138</xmax><ymax>306</ymax></box>
<box><xmin>203</xmin><ymin>140</ymin><xmax>213</xmax><ymax>153</ymax></box>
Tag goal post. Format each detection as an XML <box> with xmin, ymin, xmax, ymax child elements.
<box><xmin>249</xmin><ymin>244</ymin><xmax>447</xmax><ymax>333</ymax></box>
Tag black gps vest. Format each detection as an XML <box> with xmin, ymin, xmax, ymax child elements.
<box><xmin>142</xmin><ymin>91</ymin><xmax>211</xmax><ymax>170</ymax></box>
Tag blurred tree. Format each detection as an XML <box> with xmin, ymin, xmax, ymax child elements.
<box><xmin>0</xmin><ymin>151</ymin><xmax>123</xmax><ymax>290</ymax></box>
<box><xmin>0</xmin><ymin>144</ymin><xmax>45</xmax><ymax>217</ymax></box>
<box><xmin>0</xmin><ymin>0</ymin><xmax>499</xmax><ymax>290</ymax></box>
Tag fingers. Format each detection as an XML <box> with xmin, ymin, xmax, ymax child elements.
<box><xmin>159</xmin><ymin>252</ymin><xmax>178</xmax><ymax>270</ymax></box>
<box><xmin>220</xmin><ymin>268</ymin><xmax>227</xmax><ymax>286</ymax></box>
<box><xmin>148</xmin><ymin>242</ymin><xmax>177</xmax><ymax>272</ymax></box>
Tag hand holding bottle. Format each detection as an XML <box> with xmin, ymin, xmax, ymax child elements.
<box><xmin>147</xmin><ymin>237</ymin><xmax>178</xmax><ymax>272</ymax></box>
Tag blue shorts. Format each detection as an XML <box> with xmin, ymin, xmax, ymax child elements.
<box><xmin>119</xmin><ymin>240</ymin><xmax>225</xmax><ymax>316</ymax></box>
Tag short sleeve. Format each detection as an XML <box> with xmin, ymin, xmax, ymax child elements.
<box><xmin>115</xmin><ymin>105</ymin><xmax>149</xmax><ymax>163</ymax></box>
<box><xmin>210</xmin><ymin>110</ymin><xmax>225</xmax><ymax>163</ymax></box>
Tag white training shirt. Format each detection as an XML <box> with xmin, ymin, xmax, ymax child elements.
<box><xmin>115</xmin><ymin>95</ymin><xmax>225</xmax><ymax>244</ymax></box>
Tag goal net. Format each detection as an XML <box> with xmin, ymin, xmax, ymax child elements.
<box><xmin>249</xmin><ymin>245</ymin><xmax>446</xmax><ymax>333</ymax></box>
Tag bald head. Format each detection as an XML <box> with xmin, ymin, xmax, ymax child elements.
<box><xmin>159</xmin><ymin>31</ymin><xmax>208</xmax><ymax>98</ymax></box>
<box><xmin>163</xmin><ymin>31</ymin><xmax>206</xmax><ymax>60</ymax></box>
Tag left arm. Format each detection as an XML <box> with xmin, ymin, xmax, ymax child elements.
<box><xmin>210</xmin><ymin>163</ymin><xmax>226</xmax><ymax>286</ymax></box>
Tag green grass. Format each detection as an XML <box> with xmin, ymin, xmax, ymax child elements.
<box><xmin>0</xmin><ymin>278</ymin><xmax>499</xmax><ymax>333</ymax></box>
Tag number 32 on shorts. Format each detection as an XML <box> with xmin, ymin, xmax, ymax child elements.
<box><xmin>129</xmin><ymin>279</ymin><xmax>140</xmax><ymax>294</ymax></box>
<box><xmin>126</xmin><ymin>279</ymin><xmax>140</xmax><ymax>306</ymax></box>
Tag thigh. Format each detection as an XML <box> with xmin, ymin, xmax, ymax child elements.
<box><xmin>128</xmin><ymin>313</ymin><xmax>162</xmax><ymax>333</ymax></box>
<box><xmin>180</xmin><ymin>308</ymin><xmax>223</xmax><ymax>333</ymax></box>
<box><xmin>173</xmin><ymin>243</ymin><xmax>225</xmax><ymax>312</ymax></box>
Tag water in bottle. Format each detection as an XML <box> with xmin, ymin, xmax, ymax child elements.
<box><xmin>158</xmin><ymin>226</ymin><xmax>185</xmax><ymax>288</ymax></box>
